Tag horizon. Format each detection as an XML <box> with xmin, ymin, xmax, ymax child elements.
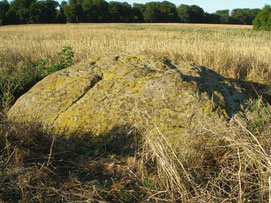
<box><xmin>115</xmin><ymin>0</ymin><xmax>270</xmax><ymax>13</ymax></box>
<box><xmin>6</xmin><ymin>0</ymin><xmax>270</xmax><ymax>13</ymax></box>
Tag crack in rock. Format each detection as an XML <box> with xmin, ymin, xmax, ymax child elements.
<box><xmin>49</xmin><ymin>74</ymin><xmax>103</xmax><ymax>127</ymax></box>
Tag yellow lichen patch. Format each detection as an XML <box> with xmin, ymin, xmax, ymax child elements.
<box><xmin>88</xmin><ymin>56</ymin><xmax>100</xmax><ymax>63</ymax></box>
<box><xmin>103</xmin><ymin>72</ymin><xmax>124</xmax><ymax>81</ymax></box>
<box><xmin>108</xmin><ymin>65</ymin><xmax>117</xmax><ymax>73</ymax></box>
<box><xmin>203</xmin><ymin>101</ymin><xmax>216</xmax><ymax>115</ymax></box>
<box><xmin>8</xmin><ymin>54</ymin><xmax>247</xmax><ymax>150</ymax></box>
<box><xmin>128</xmin><ymin>78</ymin><xmax>146</xmax><ymax>92</ymax></box>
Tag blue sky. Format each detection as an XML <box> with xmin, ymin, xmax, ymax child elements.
<box><xmin>118</xmin><ymin>0</ymin><xmax>270</xmax><ymax>13</ymax></box>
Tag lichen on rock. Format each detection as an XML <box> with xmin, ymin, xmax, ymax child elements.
<box><xmin>8</xmin><ymin>54</ymin><xmax>248</xmax><ymax>143</ymax></box>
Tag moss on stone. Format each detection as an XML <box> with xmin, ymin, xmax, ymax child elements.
<box><xmin>8</xmin><ymin>54</ymin><xmax>248</xmax><ymax>147</ymax></box>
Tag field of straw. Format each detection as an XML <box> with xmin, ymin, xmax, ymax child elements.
<box><xmin>1</xmin><ymin>23</ymin><xmax>271</xmax><ymax>84</ymax></box>
<box><xmin>0</xmin><ymin>23</ymin><xmax>271</xmax><ymax>202</ymax></box>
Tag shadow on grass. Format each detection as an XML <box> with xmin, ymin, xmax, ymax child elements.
<box><xmin>228</xmin><ymin>78</ymin><xmax>271</xmax><ymax>104</ymax></box>
<box><xmin>0</xmin><ymin>120</ymin><xmax>146</xmax><ymax>202</ymax></box>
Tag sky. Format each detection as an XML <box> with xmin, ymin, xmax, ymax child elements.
<box><xmin>118</xmin><ymin>0</ymin><xmax>270</xmax><ymax>13</ymax></box>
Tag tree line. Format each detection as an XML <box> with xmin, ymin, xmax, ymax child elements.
<box><xmin>0</xmin><ymin>0</ymin><xmax>263</xmax><ymax>25</ymax></box>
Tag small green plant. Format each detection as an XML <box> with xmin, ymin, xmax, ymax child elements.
<box><xmin>36</xmin><ymin>45</ymin><xmax>74</xmax><ymax>76</ymax></box>
<box><xmin>0</xmin><ymin>82</ymin><xmax>18</xmax><ymax>112</ymax></box>
<box><xmin>0</xmin><ymin>46</ymin><xmax>74</xmax><ymax>111</ymax></box>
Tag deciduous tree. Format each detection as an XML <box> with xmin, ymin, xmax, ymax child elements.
<box><xmin>253</xmin><ymin>5</ymin><xmax>271</xmax><ymax>30</ymax></box>
<box><xmin>0</xmin><ymin>0</ymin><xmax>9</xmax><ymax>25</ymax></box>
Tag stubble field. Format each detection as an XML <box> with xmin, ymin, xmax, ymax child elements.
<box><xmin>0</xmin><ymin>23</ymin><xmax>271</xmax><ymax>202</ymax></box>
<box><xmin>1</xmin><ymin>23</ymin><xmax>271</xmax><ymax>83</ymax></box>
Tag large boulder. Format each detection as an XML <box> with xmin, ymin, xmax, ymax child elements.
<box><xmin>8</xmin><ymin>55</ymin><xmax>247</xmax><ymax>142</ymax></box>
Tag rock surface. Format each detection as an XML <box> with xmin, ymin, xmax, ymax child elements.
<box><xmin>8</xmin><ymin>55</ymin><xmax>247</xmax><ymax>141</ymax></box>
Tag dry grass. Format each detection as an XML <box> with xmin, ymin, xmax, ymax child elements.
<box><xmin>0</xmin><ymin>118</ymin><xmax>148</xmax><ymax>202</ymax></box>
<box><xmin>138</xmin><ymin>98</ymin><xmax>271</xmax><ymax>202</ymax></box>
<box><xmin>0</xmin><ymin>23</ymin><xmax>270</xmax><ymax>84</ymax></box>
<box><xmin>1</xmin><ymin>23</ymin><xmax>271</xmax><ymax>202</ymax></box>
<box><xmin>2</xmin><ymin>100</ymin><xmax>270</xmax><ymax>202</ymax></box>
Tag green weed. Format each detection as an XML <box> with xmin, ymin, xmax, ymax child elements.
<box><xmin>0</xmin><ymin>46</ymin><xmax>74</xmax><ymax>111</ymax></box>
<box><xmin>36</xmin><ymin>45</ymin><xmax>74</xmax><ymax>77</ymax></box>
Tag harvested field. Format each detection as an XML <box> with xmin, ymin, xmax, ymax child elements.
<box><xmin>0</xmin><ymin>23</ymin><xmax>271</xmax><ymax>202</ymax></box>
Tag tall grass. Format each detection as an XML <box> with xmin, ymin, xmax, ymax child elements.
<box><xmin>0</xmin><ymin>23</ymin><xmax>271</xmax><ymax>201</ymax></box>
<box><xmin>0</xmin><ymin>23</ymin><xmax>270</xmax><ymax>84</ymax></box>
<box><xmin>129</xmin><ymin>96</ymin><xmax>269</xmax><ymax>202</ymax></box>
